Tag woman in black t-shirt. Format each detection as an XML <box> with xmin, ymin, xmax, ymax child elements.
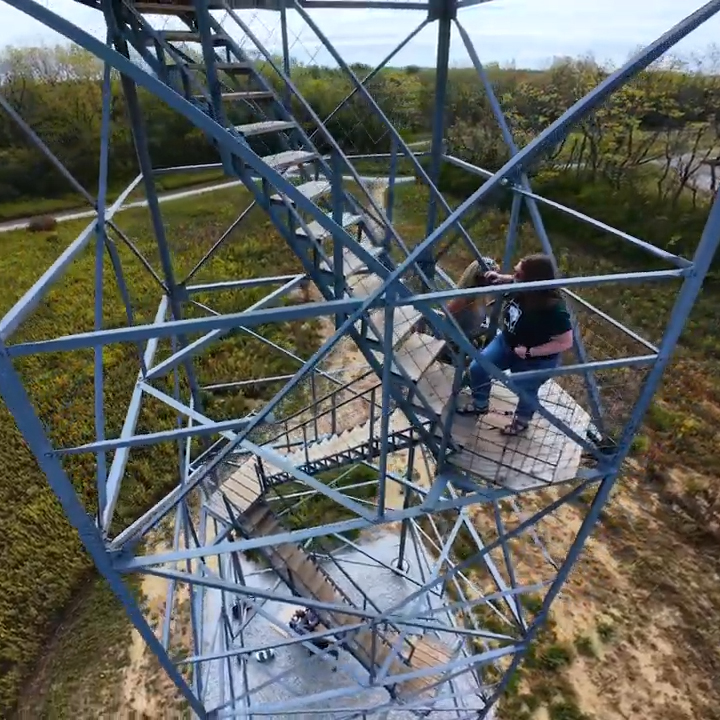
<box><xmin>458</xmin><ymin>253</ymin><xmax>574</xmax><ymax>435</ymax></box>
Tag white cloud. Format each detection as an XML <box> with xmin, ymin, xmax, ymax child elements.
<box><xmin>0</xmin><ymin>0</ymin><xmax>718</xmax><ymax>69</ymax></box>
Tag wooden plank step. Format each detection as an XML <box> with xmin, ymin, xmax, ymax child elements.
<box><xmin>296</xmin><ymin>211</ymin><xmax>362</xmax><ymax>241</ymax></box>
<box><xmin>133</xmin><ymin>2</ymin><xmax>220</xmax><ymax>13</ymax></box>
<box><xmin>223</xmin><ymin>478</ymin><xmax>260</xmax><ymax>508</ymax></box>
<box><xmin>320</xmin><ymin>241</ymin><xmax>381</xmax><ymax>277</ymax></box>
<box><xmin>271</xmin><ymin>180</ymin><xmax>331</xmax><ymax>204</ymax></box>
<box><xmin>361</xmin><ymin>304</ymin><xmax>421</xmax><ymax>346</ymax></box>
<box><xmin>167</xmin><ymin>62</ymin><xmax>253</xmax><ymax>73</ymax></box>
<box><xmin>409</xmin><ymin>635</ymin><xmax>454</xmax><ymax>667</ymax></box>
<box><xmin>222</xmin><ymin>483</ymin><xmax>258</xmax><ymax>514</ymax></box>
<box><xmin>226</xmin><ymin>466</ymin><xmax>261</xmax><ymax>494</ymax></box>
<box><xmin>263</xmin><ymin>150</ymin><xmax>317</xmax><ymax>170</ymax></box>
<box><xmin>240</xmin><ymin>499</ymin><xmax>273</xmax><ymax>529</ymax></box>
<box><xmin>147</xmin><ymin>30</ymin><xmax>228</xmax><ymax>44</ymax></box>
<box><xmin>373</xmin><ymin>332</ymin><xmax>445</xmax><ymax>382</ymax></box>
<box><xmin>294</xmin><ymin>564</ymin><xmax>331</xmax><ymax>597</ymax></box>
<box><xmin>349</xmin><ymin>272</ymin><xmax>385</xmax><ymax>298</ymax></box>
<box><xmin>194</xmin><ymin>90</ymin><xmax>274</xmax><ymax>102</ymax></box>
<box><xmin>233</xmin><ymin>120</ymin><xmax>295</xmax><ymax>136</ymax></box>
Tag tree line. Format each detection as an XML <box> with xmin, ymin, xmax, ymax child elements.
<box><xmin>1</xmin><ymin>44</ymin><xmax>720</xmax><ymax>208</ymax></box>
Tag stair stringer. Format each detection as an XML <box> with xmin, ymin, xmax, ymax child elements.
<box><xmin>119</xmin><ymin>1</ymin><xmax>379</xmax><ymax>238</ymax></box>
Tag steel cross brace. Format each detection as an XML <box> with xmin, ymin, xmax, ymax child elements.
<box><xmin>7</xmin><ymin>267</ymin><xmax>687</xmax><ymax>356</ymax></box>
<box><xmin>115</xmin><ymin>476</ymin><xmax>597</xmax><ymax>568</ymax></box>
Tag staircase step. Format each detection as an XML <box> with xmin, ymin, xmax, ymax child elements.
<box><xmin>149</xmin><ymin>31</ymin><xmax>229</xmax><ymax>44</ymax></box>
<box><xmin>242</xmin><ymin>500</ymin><xmax>274</xmax><ymax>531</ymax></box>
<box><xmin>233</xmin><ymin>120</ymin><xmax>296</xmax><ymax>136</ymax></box>
<box><xmin>349</xmin><ymin>272</ymin><xmax>385</xmax><ymax>298</ymax></box>
<box><xmin>263</xmin><ymin>150</ymin><xmax>317</xmax><ymax>170</ymax></box>
<box><xmin>320</xmin><ymin>240</ymin><xmax>380</xmax><ymax>277</ymax></box>
<box><xmin>194</xmin><ymin>90</ymin><xmax>274</xmax><ymax>102</ymax></box>
<box><xmin>215</xmin><ymin>62</ymin><xmax>254</xmax><ymax>73</ymax></box>
<box><xmin>296</xmin><ymin>212</ymin><xmax>362</xmax><ymax>242</ymax></box>
<box><xmin>222</xmin><ymin>483</ymin><xmax>258</xmax><ymax>514</ymax></box>
<box><xmin>361</xmin><ymin>304</ymin><xmax>421</xmax><ymax>347</ymax></box>
<box><xmin>271</xmin><ymin>180</ymin><xmax>331</xmax><ymax>204</ymax></box>
<box><xmin>134</xmin><ymin>2</ymin><xmax>219</xmax><ymax>12</ymax></box>
<box><xmin>373</xmin><ymin>332</ymin><xmax>445</xmax><ymax>382</ymax></box>
<box><xmin>168</xmin><ymin>61</ymin><xmax>253</xmax><ymax>73</ymax></box>
<box><xmin>413</xmin><ymin>360</ymin><xmax>455</xmax><ymax>414</ymax></box>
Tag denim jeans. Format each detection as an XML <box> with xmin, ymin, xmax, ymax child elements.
<box><xmin>467</xmin><ymin>333</ymin><xmax>560</xmax><ymax>421</ymax></box>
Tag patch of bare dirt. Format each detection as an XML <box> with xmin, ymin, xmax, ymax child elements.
<box><xmin>472</xmin><ymin>463</ymin><xmax>720</xmax><ymax>720</ymax></box>
<box><xmin>120</xmin><ymin>533</ymin><xmax>193</xmax><ymax>718</ymax></box>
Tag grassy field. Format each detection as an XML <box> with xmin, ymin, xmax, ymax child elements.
<box><xmin>0</xmin><ymin>167</ymin><xmax>227</xmax><ymax>222</ymax></box>
<box><xmin>1</xmin><ymin>183</ymin><xmax>321</xmax><ymax>716</ymax></box>
<box><xmin>6</xmin><ymin>178</ymin><xmax>720</xmax><ymax>719</ymax></box>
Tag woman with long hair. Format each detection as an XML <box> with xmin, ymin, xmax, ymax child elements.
<box><xmin>458</xmin><ymin>253</ymin><xmax>574</xmax><ymax>436</ymax></box>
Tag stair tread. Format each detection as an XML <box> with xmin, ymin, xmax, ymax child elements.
<box><xmin>214</xmin><ymin>62</ymin><xmax>253</xmax><ymax>71</ymax></box>
<box><xmin>271</xmin><ymin>180</ymin><xmax>331</xmax><ymax>204</ymax></box>
<box><xmin>151</xmin><ymin>31</ymin><xmax>228</xmax><ymax>43</ymax></box>
<box><xmin>373</xmin><ymin>332</ymin><xmax>445</xmax><ymax>382</ymax></box>
<box><xmin>168</xmin><ymin>62</ymin><xmax>252</xmax><ymax>72</ymax></box>
<box><xmin>321</xmin><ymin>241</ymin><xmax>381</xmax><ymax>276</ymax></box>
<box><xmin>263</xmin><ymin>150</ymin><xmax>317</xmax><ymax>169</ymax></box>
<box><xmin>223</xmin><ymin>485</ymin><xmax>257</xmax><ymax>513</ymax></box>
<box><xmin>360</xmin><ymin>304</ymin><xmax>421</xmax><ymax>347</ymax></box>
<box><xmin>296</xmin><ymin>211</ymin><xmax>362</xmax><ymax>241</ymax></box>
<box><xmin>195</xmin><ymin>90</ymin><xmax>274</xmax><ymax>101</ymax></box>
<box><xmin>233</xmin><ymin>120</ymin><xmax>295</xmax><ymax>136</ymax></box>
<box><xmin>349</xmin><ymin>272</ymin><xmax>385</xmax><ymax>298</ymax></box>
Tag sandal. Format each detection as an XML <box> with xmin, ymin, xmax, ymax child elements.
<box><xmin>501</xmin><ymin>417</ymin><xmax>530</xmax><ymax>436</ymax></box>
<box><xmin>457</xmin><ymin>401</ymin><xmax>489</xmax><ymax>416</ymax></box>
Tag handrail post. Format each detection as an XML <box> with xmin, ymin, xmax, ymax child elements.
<box><xmin>331</xmin><ymin>390</ymin><xmax>337</xmax><ymax>436</ymax></box>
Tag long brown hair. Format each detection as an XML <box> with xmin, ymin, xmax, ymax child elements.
<box><xmin>514</xmin><ymin>253</ymin><xmax>561</xmax><ymax>309</ymax></box>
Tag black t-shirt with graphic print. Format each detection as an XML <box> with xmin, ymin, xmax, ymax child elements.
<box><xmin>501</xmin><ymin>296</ymin><xmax>572</xmax><ymax>353</ymax></box>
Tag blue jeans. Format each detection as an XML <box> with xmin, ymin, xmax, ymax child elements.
<box><xmin>467</xmin><ymin>334</ymin><xmax>560</xmax><ymax>421</ymax></box>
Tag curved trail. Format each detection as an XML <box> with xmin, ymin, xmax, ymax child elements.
<box><xmin>0</xmin><ymin>175</ymin><xmax>414</xmax><ymax>234</ymax></box>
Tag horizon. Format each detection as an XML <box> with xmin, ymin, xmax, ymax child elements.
<box><xmin>0</xmin><ymin>0</ymin><xmax>716</xmax><ymax>70</ymax></box>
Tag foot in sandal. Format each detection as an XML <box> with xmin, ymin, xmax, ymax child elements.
<box><xmin>456</xmin><ymin>400</ymin><xmax>489</xmax><ymax>416</ymax></box>
<box><xmin>500</xmin><ymin>416</ymin><xmax>530</xmax><ymax>436</ymax></box>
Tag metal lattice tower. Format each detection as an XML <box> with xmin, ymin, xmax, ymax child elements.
<box><xmin>1</xmin><ymin>0</ymin><xmax>719</xmax><ymax>717</ymax></box>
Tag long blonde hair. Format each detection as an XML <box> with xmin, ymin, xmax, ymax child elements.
<box><xmin>458</xmin><ymin>260</ymin><xmax>482</xmax><ymax>289</ymax></box>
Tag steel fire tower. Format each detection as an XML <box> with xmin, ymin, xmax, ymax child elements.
<box><xmin>1</xmin><ymin>0</ymin><xmax>719</xmax><ymax>717</ymax></box>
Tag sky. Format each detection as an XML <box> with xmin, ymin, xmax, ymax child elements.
<box><xmin>0</xmin><ymin>0</ymin><xmax>719</xmax><ymax>70</ymax></box>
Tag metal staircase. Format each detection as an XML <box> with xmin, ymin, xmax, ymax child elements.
<box><xmin>112</xmin><ymin>0</ymin><xmax>461</xmax><ymax>696</ymax></box>
<box><xmin>217</xmin><ymin>253</ymin><xmax>449</xmax><ymax>500</ymax></box>
<box><xmin>229</xmin><ymin>497</ymin><xmax>454</xmax><ymax>696</ymax></box>
<box><xmin>114</xmin><ymin>0</ymin><xmax>446</xmax><ymax>453</ymax></box>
